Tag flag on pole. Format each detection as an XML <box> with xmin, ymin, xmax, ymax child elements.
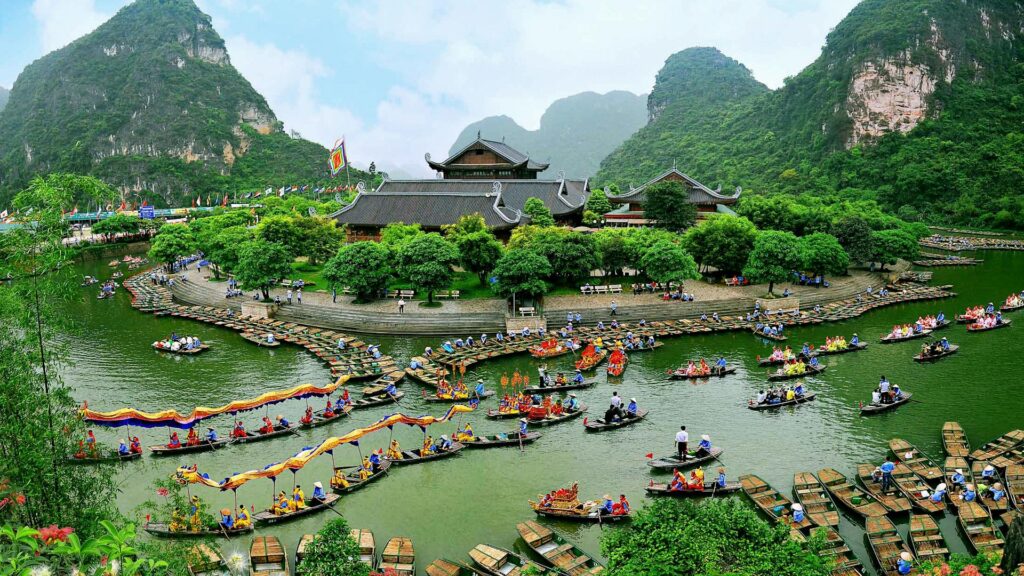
<box><xmin>140</xmin><ymin>200</ymin><xmax>147</xmax><ymax>208</ymax></box>
<box><xmin>70</xmin><ymin>205</ymin><xmax>78</xmax><ymax>216</ymax></box>
<box><xmin>264</xmin><ymin>187</ymin><xmax>273</xmax><ymax>196</ymax></box>
<box><xmin>328</xmin><ymin>138</ymin><xmax>347</xmax><ymax>176</ymax></box>
<box><xmin>221</xmin><ymin>194</ymin><xmax>229</xmax><ymax>207</ymax></box>
<box><xmin>118</xmin><ymin>200</ymin><xmax>127</xmax><ymax>211</ymax></box>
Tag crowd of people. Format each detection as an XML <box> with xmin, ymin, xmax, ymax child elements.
<box><xmin>753</xmin><ymin>322</ymin><xmax>785</xmax><ymax>338</ymax></box>
<box><xmin>668</xmin><ymin>466</ymin><xmax>727</xmax><ymax>492</ymax></box>
<box><xmin>602</xmin><ymin>391</ymin><xmax>639</xmax><ymax>423</ymax></box>
<box><xmin>753</xmin><ymin>383</ymin><xmax>807</xmax><ymax>406</ymax></box>
<box><xmin>918</xmin><ymin>337</ymin><xmax>952</xmax><ymax>358</ymax></box>
<box><xmin>152</xmin><ymin>334</ymin><xmax>203</xmax><ymax>352</ymax></box>
<box><xmin>869</xmin><ymin>375</ymin><xmax>905</xmax><ymax>404</ymax></box>
<box><xmin>885</xmin><ymin>323</ymin><xmax>925</xmax><ymax>340</ymax></box>
<box><xmin>969</xmin><ymin>311</ymin><xmax>1005</xmax><ymax>329</ymax></box>
<box><xmin>676</xmin><ymin>358</ymin><xmax>728</xmax><ymax>377</ymax></box>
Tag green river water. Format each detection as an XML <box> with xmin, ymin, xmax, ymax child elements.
<box><xmin>63</xmin><ymin>249</ymin><xmax>1024</xmax><ymax>574</ymax></box>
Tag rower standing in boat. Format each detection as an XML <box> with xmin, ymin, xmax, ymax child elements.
<box><xmin>676</xmin><ymin>426</ymin><xmax>689</xmax><ymax>460</ymax></box>
<box><xmin>880</xmin><ymin>457</ymin><xmax>895</xmax><ymax>494</ymax></box>
<box><xmin>878</xmin><ymin>376</ymin><xmax>891</xmax><ymax>403</ymax></box>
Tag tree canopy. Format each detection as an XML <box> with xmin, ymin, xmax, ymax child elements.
<box><xmin>800</xmin><ymin>232</ymin><xmax>850</xmax><ymax>276</ymax></box>
<box><xmin>870</xmin><ymin>229</ymin><xmax>919</xmax><ymax>269</ymax></box>
<box><xmin>643</xmin><ymin>181</ymin><xmax>697</xmax><ymax>232</ymax></box>
<box><xmin>585</xmin><ymin>188</ymin><xmax>613</xmax><ymax>215</ymax></box>
<box><xmin>234</xmin><ymin>241</ymin><xmax>292</xmax><ymax>299</ymax></box>
<box><xmin>293</xmin><ymin>216</ymin><xmax>344</xmax><ymax>265</ymax></box>
<box><xmin>148</xmin><ymin>223</ymin><xmax>196</xmax><ymax>265</ymax></box>
<box><xmin>256</xmin><ymin>215</ymin><xmax>302</xmax><ymax>258</ymax></box>
<box><xmin>397</xmin><ymin>233</ymin><xmax>460</xmax><ymax>303</ymax></box>
<box><xmin>206</xmin><ymin>225</ymin><xmax>253</xmax><ymax>275</ymax></box>
<box><xmin>491</xmin><ymin>248</ymin><xmax>551</xmax><ymax>299</ymax></box>
<box><xmin>742</xmin><ymin>230</ymin><xmax>803</xmax><ymax>294</ymax></box>
<box><xmin>322</xmin><ymin>242</ymin><xmax>393</xmax><ymax>302</ymax></box>
<box><xmin>90</xmin><ymin>213</ymin><xmax>142</xmax><ymax>238</ymax></box>
<box><xmin>640</xmin><ymin>240</ymin><xmax>700</xmax><ymax>285</ymax></box>
<box><xmin>379</xmin><ymin>222</ymin><xmax>424</xmax><ymax>251</ymax></box>
<box><xmin>442</xmin><ymin>213</ymin><xmax>488</xmax><ymax>239</ymax></box>
<box><xmin>455</xmin><ymin>230</ymin><xmax>504</xmax><ymax>286</ymax></box>
<box><xmin>523</xmin><ymin>197</ymin><xmax>555</xmax><ymax>227</ymax></box>
<box><xmin>683</xmin><ymin>214</ymin><xmax>758</xmax><ymax>274</ymax></box>
<box><xmin>296</xmin><ymin>518</ymin><xmax>370</xmax><ymax>576</ymax></box>
<box><xmin>831</xmin><ymin>215</ymin><xmax>874</xmax><ymax>264</ymax></box>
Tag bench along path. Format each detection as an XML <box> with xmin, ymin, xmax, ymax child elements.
<box><xmin>123</xmin><ymin>271</ymin><xmax>400</xmax><ymax>382</ymax></box>
<box><xmin>416</xmin><ymin>283</ymin><xmax>957</xmax><ymax>375</ymax></box>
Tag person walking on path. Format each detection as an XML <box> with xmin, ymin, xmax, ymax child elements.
<box><xmin>332</xmin><ymin>288</ymin><xmax>337</xmax><ymax>303</ymax></box>
<box><xmin>296</xmin><ymin>289</ymin><xmax>302</xmax><ymax>304</ymax></box>
<box><xmin>611</xmin><ymin>300</ymin><xmax>618</xmax><ymax>316</ymax></box>
<box><xmin>676</xmin><ymin>426</ymin><xmax>689</xmax><ymax>460</ymax></box>
<box><xmin>286</xmin><ymin>289</ymin><xmax>293</xmax><ymax>305</ymax></box>
<box><xmin>398</xmin><ymin>298</ymin><xmax>406</xmax><ymax>314</ymax></box>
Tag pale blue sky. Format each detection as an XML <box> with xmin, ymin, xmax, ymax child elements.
<box><xmin>0</xmin><ymin>0</ymin><xmax>860</xmax><ymax>175</ymax></box>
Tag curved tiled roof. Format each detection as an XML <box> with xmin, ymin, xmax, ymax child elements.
<box><xmin>608</xmin><ymin>168</ymin><xmax>740</xmax><ymax>206</ymax></box>
<box><xmin>429</xmin><ymin>138</ymin><xmax>549</xmax><ymax>172</ymax></box>
<box><xmin>374</xmin><ymin>179</ymin><xmax>588</xmax><ymax>216</ymax></box>
<box><xmin>331</xmin><ymin>186</ymin><xmax>524</xmax><ymax>230</ymax></box>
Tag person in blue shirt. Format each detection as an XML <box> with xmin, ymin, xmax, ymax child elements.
<box><xmin>205</xmin><ymin>427</ymin><xmax>218</xmax><ymax>442</ymax></box>
<box><xmin>475</xmin><ymin>379</ymin><xmax>486</xmax><ymax>398</ymax></box>
<box><xmin>266</xmin><ymin>333</ymin><xmax>275</xmax><ymax>344</ymax></box>
<box><xmin>600</xmin><ymin>495</ymin><xmax>614</xmax><ymax>515</ymax></box>
<box><xmin>986</xmin><ymin>302</ymin><xmax>995</xmax><ymax>314</ymax></box>
<box><xmin>384</xmin><ymin>384</ymin><xmax>398</xmax><ymax>397</ymax></box>
<box><xmin>851</xmin><ymin>333</ymin><xmax>859</xmax><ymax>346</ymax></box>
<box><xmin>716</xmin><ymin>468</ymin><xmax>727</xmax><ymax>488</ymax></box>
<box><xmin>566</xmin><ymin>393</ymin><xmax>580</xmax><ymax>412</ymax></box>
<box><xmin>572</xmin><ymin>369</ymin><xmax>585</xmax><ymax>384</ymax></box>
<box><xmin>991</xmin><ymin>482</ymin><xmax>1006</xmax><ymax>501</ymax></box>
<box><xmin>409</xmin><ymin>358</ymin><xmax>422</xmax><ymax>370</ymax></box>
<box><xmin>519</xmin><ymin>419</ymin><xmax>528</xmax><ymax>437</ymax></box>
<box><xmin>794</xmin><ymin>383</ymin><xmax>805</xmax><ymax>397</ymax></box>
<box><xmin>961</xmin><ymin>484</ymin><xmax>977</xmax><ymax>502</ymax></box>
<box><xmin>792</xmin><ymin>503</ymin><xmax>805</xmax><ymax>523</ymax></box>
<box><xmin>940</xmin><ymin>337</ymin><xmax>950</xmax><ymax>350</ymax></box>
<box><xmin>523</xmin><ymin>326</ymin><xmax>531</xmax><ymax>337</ymax></box>
<box><xmin>625</xmin><ymin>398</ymin><xmax>638</xmax><ymax>417</ymax></box>
<box><xmin>496</xmin><ymin>332</ymin><xmax>504</xmax><ymax>342</ymax></box>
<box><xmin>368</xmin><ymin>450</ymin><xmax>382</xmax><ymax>473</ymax></box>
<box><xmin>437</xmin><ymin>435</ymin><xmax>453</xmax><ymax>451</ymax></box>
<box><xmin>809</xmin><ymin>356</ymin><xmax>820</xmax><ymax>368</ymax></box>
<box><xmin>480</xmin><ymin>333</ymin><xmax>488</xmax><ymax>344</ymax></box>
<box><xmin>930</xmin><ymin>483</ymin><xmax>947</xmax><ymax>503</ymax></box>
<box><xmin>696</xmin><ymin>434</ymin><xmax>712</xmax><ymax>456</ymax></box>
<box><xmin>220</xmin><ymin>508</ymin><xmax>234</xmax><ymax>529</ymax></box>
<box><xmin>277</xmin><ymin>415</ymin><xmax>291</xmax><ymax>428</ymax></box>
<box><xmin>801</xmin><ymin>343</ymin><xmax>812</xmax><ymax>357</ymax></box>
<box><xmin>337</xmin><ymin>338</ymin><xmax>346</xmax><ymax>350</ymax></box>
<box><xmin>936</xmin><ymin>311</ymin><xmax>945</xmax><ymax>323</ymax></box>
<box><xmin>896</xmin><ymin>552</ymin><xmax>913</xmax><ymax>575</ymax></box>
<box><xmin>951</xmin><ymin>468</ymin><xmax>966</xmax><ymax>491</ymax></box>
<box><xmin>982</xmin><ymin>464</ymin><xmax>996</xmax><ymax>481</ymax></box>
<box><xmin>454</xmin><ymin>338</ymin><xmax>464</xmax><ymax>348</ymax></box>
<box><xmin>117</xmin><ymin>439</ymin><xmax>129</xmax><ymax>455</ymax></box>
<box><xmin>312</xmin><ymin>481</ymin><xmax>327</xmax><ymax>501</ymax></box>
<box><xmin>880</xmin><ymin>458</ymin><xmax>896</xmax><ymax>493</ymax></box>
<box><xmin>466</xmin><ymin>336</ymin><xmax>475</xmax><ymax>347</ymax></box>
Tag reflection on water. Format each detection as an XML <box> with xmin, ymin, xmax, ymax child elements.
<box><xmin>62</xmin><ymin>250</ymin><xmax>1024</xmax><ymax>573</ymax></box>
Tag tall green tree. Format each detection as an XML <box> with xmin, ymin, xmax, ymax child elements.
<box><xmin>293</xmin><ymin>216</ymin><xmax>344</xmax><ymax>265</ymax></box>
<box><xmin>234</xmin><ymin>241</ymin><xmax>292</xmax><ymax>299</ymax></box>
<box><xmin>491</xmin><ymin>249</ymin><xmax>551</xmax><ymax>300</ymax></box>
<box><xmin>256</xmin><ymin>215</ymin><xmax>302</xmax><ymax>258</ymax></box>
<box><xmin>379</xmin><ymin>222</ymin><xmax>424</xmax><ymax>251</ymax></box>
<box><xmin>585</xmin><ymin>188</ymin><xmax>613</xmax><ymax>215</ymax></box>
<box><xmin>207</xmin><ymin>226</ymin><xmax>253</xmax><ymax>274</ymax></box>
<box><xmin>90</xmin><ymin>213</ymin><xmax>142</xmax><ymax>240</ymax></box>
<box><xmin>455</xmin><ymin>230</ymin><xmax>503</xmax><ymax>286</ymax></box>
<box><xmin>397</xmin><ymin>233</ymin><xmax>459</xmax><ymax>303</ymax></box>
<box><xmin>148</xmin><ymin>223</ymin><xmax>196</xmax><ymax>267</ymax></box>
<box><xmin>543</xmin><ymin>232</ymin><xmax>600</xmax><ymax>283</ymax></box>
<box><xmin>322</xmin><ymin>242</ymin><xmax>392</xmax><ymax>302</ymax></box>
<box><xmin>523</xmin><ymin>197</ymin><xmax>556</xmax><ymax>227</ymax></box>
<box><xmin>830</xmin><ymin>215</ymin><xmax>874</xmax><ymax>264</ymax></box>
<box><xmin>643</xmin><ymin>181</ymin><xmax>697</xmax><ymax>232</ymax></box>
<box><xmin>682</xmin><ymin>214</ymin><xmax>758</xmax><ymax>274</ymax></box>
<box><xmin>870</xmin><ymin>229</ymin><xmax>919</xmax><ymax>270</ymax></box>
<box><xmin>800</xmin><ymin>232</ymin><xmax>850</xmax><ymax>276</ymax></box>
<box><xmin>601</xmin><ymin>499</ymin><xmax>830</xmax><ymax>576</ymax></box>
<box><xmin>594</xmin><ymin>229</ymin><xmax>630</xmax><ymax>275</ymax></box>
<box><xmin>442</xmin><ymin>213</ymin><xmax>488</xmax><ymax>240</ymax></box>
<box><xmin>742</xmin><ymin>230</ymin><xmax>803</xmax><ymax>294</ymax></box>
<box><xmin>296</xmin><ymin>518</ymin><xmax>370</xmax><ymax>576</ymax></box>
<box><xmin>640</xmin><ymin>240</ymin><xmax>700</xmax><ymax>285</ymax></box>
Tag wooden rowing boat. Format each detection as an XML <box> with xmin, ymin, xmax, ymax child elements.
<box><xmin>253</xmin><ymin>494</ymin><xmax>340</xmax><ymax>525</ymax></box>
<box><xmin>752</xmin><ymin>327</ymin><xmax>787</xmax><ymax>341</ymax></box>
<box><xmin>892</xmin><ymin>463</ymin><xmax>946</xmax><ymax>514</ymax></box>
<box><xmin>880</xmin><ymin>329</ymin><xmax>932</xmax><ymax>343</ymax></box>
<box><xmin>529</xmin><ymin>344</ymin><xmax>572</xmax><ymax>359</ymax></box>
<box><xmin>942</xmin><ymin>421</ymin><xmax>971</xmax><ymax>458</ymax></box>
<box><xmin>469</xmin><ymin>544</ymin><xmax>545</xmax><ymax>576</ymax></box>
<box><xmin>606</xmin><ymin>349</ymin><xmax>628</xmax><ymax>377</ymax></box>
<box><xmin>348</xmin><ymin>391</ymin><xmax>405</xmax><ymax>409</ymax></box>
<box><xmin>574</xmin><ymin>349</ymin><xmax>608</xmax><ymax>371</ymax></box>
<box><xmin>861</xmin><ymin>392</ymin><xmax>913</xmax><ymax>414</ymax></box>
<box><xmin>815</xmin><ymin>341</ymin><xmax>869</xmax><ymax>356</ymax></box>
<box><xmin>461</xmin><ymin>432</ymin><xmax>541</xmax><ymax>449</ymax></box>
<box><xmin>757</xmin><ymin>353</ymin><xmax>812</xmax><ymax>367</ymax></box>
<box><xmin>909</xmin><ymin>514</ymin><xmax>949</xmax><ymax>562</ymax></box>
<box><xmin>958</xmin><ymin>501</ymin><xmax>1005</xmax><ymax>555</ymax></box>
<box><xmin>528</xmin><ymin>406</ymin><xmax>587</xmax><ymax>426</ymax></box>
<box><xmin>967</xmin><ymin>319</ymin><xmax>1012</xmax><ymax>332</ymax></box>
<box><xmin>1000</xmin><ymin>301</ymin><xmax>1024</xmax><ymax>312</ymax></box>
<box><xmin>426</xmin><ymin>559</ymin><xmax>485</xmax><ymax>576</ymax></box>
<box><xmin>793</xmin><ymin>472</ymin><xmax>840</xmax><ymax>527</ymax></box>
<box><xmin>188</xmin><ymin>544</ymin><xmax>226</xmax><ymax>576</ymax></box>
<box><xmin>250</xmin><ymin>535</ymin><xmax>287</xmax><ymax>576</ymax></box>
<box><xmin>944</xmin><ymin>456</ymin><xmax>976</xmax><ymax>510</ymax></box>
<box><xmin>748</xmin><ymin>392</ymin><xmax>817</xmax><ymax>409</ymax></box>
<box><xmin>865</xmin><ymin>516</ymin><xmax>913</xmax><ymax>576</ymax></box>
<box><xmin>516</xmin><ymin>520</ymin><xmax>604</xmax><ymax>575</ymax></box>
<box><xmin>647</xmin><ymin>448</ymin><xmax>724</xmax><ymax>470</ymax></box>
<box><xmin>992</xmin><ymin>444</ymin><xmax>1024</xmax><ymax>469</ymax></box>
<box><xmin>331</xmin><ymin>460</ymin><xmax>391</xmax><ymax>493</ymax></box>
<box><xmin>890</xmin><ymin>438</ymin><xmax>944</xmax><ymax>484</ymax></box>
<box><xmin>241</xmin><ymin>331</ymin><xmax>281</xmax><ymax>347</ymax></box>
<box><xmin>668</xmin><ymin>366</ymin><xmax>737</xmax><ymax>379</ymax></box>
<box><xmin>529</xmin><ymin>502</ymin><xmax>631</xmax><ymax>523</ymax></box>
<box><xmin>970</xmin><ymin>429</ymin><xmax>1024</xmax><ymax>462</ymax></box>
<box><xmin>295</xmin><ymin>535</ymin><xmax>313</xmax><ymax>575</ymax></box>
<box><xmin>380</xmin><ymin>537</ymin><xmax>415</xmax><ymax>576</ymax></box>
<box><xmin>739</xmin><ymin>474</ymin><xmax>812</xmax><ymax>531</ymax></box>
<box><xmin>583</xmin><ymin>409</ymin><xmax>649</xmax><ymax>432</ymax></box>
<box><xmin>645</xmin><ymin>480</ymin><xmax>742</xmax><ymax>497</ymax></box>
<box><xmin>913</xmin><ymin>344</ymin><xmax>959</xmax><ymax>362</ymax></box>
<box><xmin>817</xmin><ymin>468</ymin><xmax>887</xmax><ymax>518</ymax></box>
<box><xmin>812</xmin><ymin>527</ymin><xmax>864</xmax><ymax>576</ymax></box>
<box><xmin>521</xmin><ymin>378</ymin><xmax>595</xmax><ymax>394</ymax></box>
<box><xmin>361</xmin><ymin>370</ymin><xmax>405</xmax><ymax>395</ymax></box>
<box><xmin>67</xmin><ymin>450</ymin><xmax>142</xmax><ymax>464</ymax></box>
<box><xmin>766</xmin><ymin>364</ymin><xmax>826</xmax><ymax>381</ymax></box>
<box><xmin>387</xmin><ymin>442</ymin><xmax>466</xmax><ymax>465</ymax></box>
<box><xmin>149</xmin><ymin>438</ymin><xmax>231</xmax><ymax>456</ymax></box>
<box><xmin>153</xmin><ymin>343</ymin><xmax>210</xmax><ymax>355</ymax></box>
<box><xmin>422</xmin><ymin>390</ymin><xmax>495</xmax><ymax>403</ymax></box>
<box><xmin>1004</xmin><ymin>464</ymin><xmax>1024</xmax><ymax>515</ymax></box>
<box><xmin>350</xmin><ymin>529</ymin><xmax>377</xmax><ymax>570</ymax></box>
<box><xmin>972</xmin><ymin>461</ymin><xmax>1010</xmax><ymax>514</ymax></box>
<box><xmin>855</xmin><ymin>463</ymin><xmax>912</xmax><ymax>514</ymax></box>
<box><xmin>144</xmin><ymin>522</ymin><xmax>253</xmax><ymax>539</ymax></box>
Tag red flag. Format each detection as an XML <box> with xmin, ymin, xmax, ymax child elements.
<box><xmin>222</xmin><ymin>194</ymin><xmax>229</xmax><ymax>207</ymax></box>
<box><xmin>70</xmin><ymin>205</ymin><xmax>78</xmax><ymax>216</ymax></box>
<box><xmin>141</xmin><ymin>200</ymin><xmax>147</xmax><ymax>208</ymax></box>
<box><xmin>583</xmin><ymin>417</ymin><xmax>588</xmax><ymax>426</ymax></box>
<box><xmin>645</xmin><ymin>452</ymin><xmax>654</xmax><ymax>459</ymax></box>
<box><xmin>118</xmin><ymin>200</ymin><xmax>126</xmax><ymax>211</ymax></box>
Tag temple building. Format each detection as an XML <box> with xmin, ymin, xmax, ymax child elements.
<box><xmin>603</xmin><ymin>168</ymin><xmax>741</xmax><ymax>227</ymax></box>
<box><xmin>333</xmin><ymin>137</ymin><xmax>590</xmax><ymax>240</ymax></box>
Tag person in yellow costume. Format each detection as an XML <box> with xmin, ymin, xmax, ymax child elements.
<box><xmin>689</xmin><ymin>466</ymin><xmax>705</xmax><ymax>490</ymax></box>
<box><xmin>455</xmin><ymin>422</ymin><xmax>475</xmax><ymax>442</ymax></box>
<box><xmin>386</xmin><ymin>439</ymin><xmax>403</xmax><ymax>460</ymax></box>
<box><xmin>359</xmin><ymin>456</ymin><xmax>372</xmax><ymax>480</ymax></box>
<box><xmin>332</xmin><ymin>467</ymin><xmax>350</xmax><ymax>488</ymax></box>
<box><xmin>272</xmin><ymin>491</ymin><xmax>289</xmax><ymax>515</ymax></box>
<box><xmin>169</xmin><ymin>509</ymin><xmax>187</xmax><ymax>532</ymax></box>
<box><xmin>234</xmin><ymin>505</ymin><xmax>251</xmax><ymax>529</ymax></box>
<box><xmin>189</xmin><ymin>495</ymin><xmax>203</xmax><ymax>532</ymax></box>
<box><xmin>421</xmin><ymin>435</ymin><xmax>434</xmax><ymax>455</ymax></box>
<box><xmin>292</xmin><ymin>485</ymin><xmax>306</xmax><ymax>510</ymax></box>
<box><xmin>785</xmin><ymin>388</ymin><xmax>795</xmax><ymax>401</ymax></box>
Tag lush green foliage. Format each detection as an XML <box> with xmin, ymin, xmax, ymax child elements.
<box><xmin>491</xmin><ymin>249</ymin><xmax>551</xmax><ymax>299</ymax></box>
<box><xmin>0</xmin><ymin>521</ymin><xmax>169</xmax><ymax>576</ymax></box>
<box><xmin>442</xmin><ymin>214</ymin><xmax>488</xmax><ymax>239</ymax></box>
<box><xmin>397</xmin><ymin>233</ymin><xmax>460</xmax><ymax>303</ymax></box>
<box><xmin>870</xmin><ymin>229</ymin><xmax>919</xmax><ymax>269</ymax></box>
<box><xmin>257</xmin><ymin>215</ymin><xmax>303</xmax><ymax>258</ymax></box>
<box><xmin>295</xmin><ymin>517</ymin><xmax>370</xmax><ymax>576</ymax></box>
<box><xmin>540</xmin><ymin>232</ymin><xmax>600</xmax><ymax>283</ymax></box>
<box><xmin>585</xmin><ymin>188</ymin><xmax>613</xmax><ymax>215</ymax></box>
<box><xmin>379</xmin><ymin>222</ymin><xmax>425</xmax><ymax>251</ymax></box>
<box><xmin>455</xmin><ymin>230</ymin><xmax>504</xmax><ymax>285</ymax></box>
<box><xmin>206</xmin><ymin>225</ymin><xmax>253</xmax><ymax>275</ymax></box>
<box><xmin>523</xmin><ymin>197</ymin><xmax>556</xmax><ymax>227</ymax></box>
<box><xmin>743</xmin><ymin>230</ymin><xmax>803</xmax><ymax>294</ymax></box>
<box><xmin>639</xmin><ymin>240</ymin><xmax>700</xmax><ymax>285</ymax></box>
<box><xmin>323</xmin><ymin>242</ymin><xmax>393</xmax><ymax>302</ymax></box>
<box><xmin>147</xmin><ymin>223</ymin><xmax>195</xmax><ymax>265</ymax></box>
<box><xmin>800</xmin><ymin>233</ymin><xmax>850</xmax><ymax>276</ymax></box>
<box><xmin>831</xmin><ymin>215</ymin><xmax>874</xmax><ymax>264</ymax></box>
<box><xmin>683</xmin><ymin>214</ymin><xmax>757</xmax><ymax>274</ymax></box>
<box><xmin>594</xmin><ymin>229</ymin><xmax>631</xmax><ymax>275</ymax></box>
<box><xmin>643</xmin><ymin>181</ymin><xmax>697</xmax><ymax>232</ymax></box>
<box><xmin>600</xmin><ymin>498</ymin><xmax>831</xmax><ymax>576</ymax></box>
<box><xmin>235</xmin><ymin>241</ymin><xmax>292</xmax><ymax>298</ymax></box>
<box><xmin>89</xmin><ymin>212</ymin><xmax>142</xmax><ymax>238</ymax></box>
<box><xmin>293</xmin><ymin>216</ymin><xmax>345</xmax><ymax>265</ymax></box>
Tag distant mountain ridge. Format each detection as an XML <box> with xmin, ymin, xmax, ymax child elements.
<box><xmin>0</xmin><ymin>87</ymin><xmax>8</xmax><ymax>113</ymax></box>
<box><xmin>449</xmin><ymin>90</ymin><xmax>647</xmax><ymax>179</ymax></box>
<box><xmin>0</xmin><ymin>0</ymin><xmax>364</xmax><ymax>206</ymax></box>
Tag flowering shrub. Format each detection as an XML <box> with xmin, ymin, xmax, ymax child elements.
<box><xmin>917</xmin><ymin>552</ymin><xmax>1016</xmax><ymax>576</ymax></box>
<box><xmin>0</xmin><ymin>520</ymin><xmax>167</xmax><ymax>576</ymax></box>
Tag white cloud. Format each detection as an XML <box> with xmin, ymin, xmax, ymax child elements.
<box><xmin>31</xmin><ymin>0</ymin><xmax>112</xmax><ymax>52</ymax></box>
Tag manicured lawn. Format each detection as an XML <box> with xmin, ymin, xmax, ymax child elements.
<box><xmin>288</xmin><ymin>260</ymin><xmax>327</xmax><ymax>287</ymax></box>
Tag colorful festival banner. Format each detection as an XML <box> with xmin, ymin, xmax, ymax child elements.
<box><xmin>175</xmin><ymin>405</ymin><xmax>476</xmax><ymax>491</ymax></box>
<box><xmin>81</xmin><ymin>377</ymin><xmax>350</xmax><ymax>429</ymax></box>
<box><xmin>328</xmin><ymin>138</ymin><xmax>347</xmax><ymax>176</ymax></box>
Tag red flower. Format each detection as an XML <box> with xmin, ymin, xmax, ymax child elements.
<box><xmin>14</xmin><ymin>493</ymin><xmax>25</xmax><ymax>505</ymax></box>
<box><xmin>36</xmin><ymin>524</ymin><xmax>74</xmax><ymax>545</ymax></box>
<box><xmin>156</xmin><ymin>487</ymin><xmax>169</xmax><ymax>497</ymax></box>
<box><xmin>960</xmin><ymin>566</ymin><xmax>981</xmax><ymax>576</ymax></box>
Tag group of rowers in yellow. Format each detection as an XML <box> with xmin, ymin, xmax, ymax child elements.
<box><xmin>820</xmin><ymin>335</ymin><xmax>850</xmax><ymax>352</ymax></box>
<box><xmin>331</xmin><ymin>450</ymin><xmax>386</xmax><ymax>489</ymax></box>
<box><xmin>269</xmin><ymin>481</ymin><xmax>329</xmax><ymax>515</ymax></box>
<box><xmin>668</xmin><ymin>467</ymin><xmax>728</xmax><ymax>491</ymax></box>
<box><xmin>780</xmin><ymin>356</ymin><xmax>819</xmax><ymax>376</ymax></box>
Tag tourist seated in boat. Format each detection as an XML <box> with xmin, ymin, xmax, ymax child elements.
<box><xmin>312</xmin><ymin>481</ymin><xmax>327</xmax><ymax>502</ymax></box>
<box><xmin>684</xmin><ymin>360</ymin><xmax>699</xmax><ymax>376</ymax></box>
<box><xmin>455</xmin><ymin>423</ymin><xmax>475</xmax><ymax>442</ymax></box>
<box><xmin>300</xmin><ymin>407</ymin><xmax>314</xmax><ymax>425</ymax></box>
<box><xmin>340</xmin><ymin>389</ymin><xmax>353</xmax><ymax>405</ymax></box>
<box><xmin>688</xmin><ymin>467</ymin><xmax>705</xmax><ymax>490</ymax></box>
<box><xmin>566</xmin><ymin>393</ymin><xmax>580</xmax><ymax>412</ymax></box>
<box><xmin>220</xmin><ymin>508</ymin><xmax>234</xmax><ymax>530</ymax></box>
<box><xmin>539</xmin><ymin>493</ymin><xmax>554</xmax><ymax>507</ymax></box>
<box><xmin>234</xmin><ymin>505</ymin><xmax>250</xmax><ymax>529</ymax></box>
<box><xmin>205</xmin><ymin>427</ymin><xmax>218</xmax><ymax>442</ymax></box>
<box><xmin>186</xmin><ymin>428</ymin><xmax>200</xmax><ymax>446</ymax></box>
<box><xmin>951</xmin><ymin>468</ymin><xmax>967</xmax><ymax>492</ymax></box>
<box><xmin>272</xmin><ymin>491</ymin><xmax>290</xmax><ymax>515</ymax></box>
<box><xmin>436</xmin><ymin>435</ymin><xmax>453</xmax><ymax>452</ymax></box>
<box><xmin>167</xmin><ymin>431</ymin><xmax>181</xmax><ymax>449</ymax></box>
<box><xmin>332</xmin><ymin>467</ymin><xmax>350</xmax><ymax>488</ymax></box>
<box><xmin>231</xmin><ymin>421</ymin><xmax>247</xmax><ymax>438</ymax></box>
<box><xmin>960</xmin><ymin>483</ymin><xmax>977</xmax><ymax>502</ymax></box>
<box><xmin>129</xmin><ymin>437</ymin><xmax>142</xmax><ymax>454</ymax></box>
<box><xmin>756</xmin><ymin>390</ymin><xmax>767</xmax><ymax>404</ymax></box>
<box><xmin>118</xmin><ymin>439</ymin><xmax>129</xmax><ymax>456</ymax></box>
<box><xmin>990</xmin><ymin>482</ymin><xmax>1006</xmax><ymax>502</ymax></box>
<box><xmin>695</xmin><ymin>434</ymin><xmax>712</xmax><ymax>457</ymax></box>
<box><xmin>793</xmin><ymin>383</ymin><xmax>805</xmax><ymax>397</ymax></box>
<box><xmin>986</xmin><ymin>302</ymin><xmax>995</xmax><ymax>313</ymax></box>
<box><xmin>670</xmin><ymin>469</ymin><xmax>687</xmax><ymax>491</ymax></box>
<box><xmin>897</xmin><ymin>552</ymin><xmax>913</xmax><ymax>575</ymax></box>
<box><xmin>292</xmin><ymin>485</ymin><xmax>306</xmax><ymax>510</ymax></box>
<box><xmin>266</xmin><ymin>333</ymin><xmax>275</xmax><ymax>344</ymax></box>
<box><xmin>260</xmin><ymin>417</ymin><xmax>274</xmax><ymax>434</ymax></box>
<box><xmin>323</xmin><ymin>400</ymin><xmax>335</xmax><ymax>418</ymax></box>
<box><xmin>421</xmin><ymin>435</ymin><xmax>434</xmax><ymax>455</ymax></box>
<box><xmin>612</xmin><ymin>495</ymin><xmax>630</xmax><ymax>515</ymax></box>
<box><xmin>550</xmin><ymin>399</ymin><xmax>565</xmax><ymax>416</ymax></box>
<box><xmin>554</xmin><ymin>372</ymin><xmax>567</xmax><ymax>385</ymax></box>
